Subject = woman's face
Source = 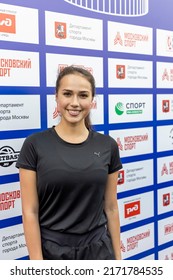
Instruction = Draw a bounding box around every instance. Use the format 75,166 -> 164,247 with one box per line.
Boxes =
56,74 -> 93,126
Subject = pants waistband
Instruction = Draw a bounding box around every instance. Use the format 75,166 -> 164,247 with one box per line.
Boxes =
41,225 -> 106,247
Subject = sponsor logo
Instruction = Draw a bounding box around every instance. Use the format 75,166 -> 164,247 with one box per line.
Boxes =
114,32 -> 123,46
163,193 -> 170,206
115,102 -> 145,116
120,240 -> 126,252
115,102 -> 124,115
164,223 -> 173,235
167,36 -> 173,51
116,137 -> 124,151
0,57 -> 32,78
0,190 -> 21,211
162,68 -> 173,81
0,146 -> 20,167
165,253 -> 173,260
53,107 -> 61,119
0,13 -> 16,34
161,163 -> 169,176
55,22 -> 67,39
169,128 -> 173,144
121,229 -> 151,253
118,170 -> 125,185
114,31 -> 149,48
161,162 -> 173,176
116,133 -> 149,151
162,69 -> 169,81
116,65 -> 125,79
124,201 -> 140,218
57,64 -> 93,75
162,100 -> 170,113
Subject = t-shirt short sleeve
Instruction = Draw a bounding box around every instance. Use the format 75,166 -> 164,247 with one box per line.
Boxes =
16,135 -> 37,171
108,136 -> 122,174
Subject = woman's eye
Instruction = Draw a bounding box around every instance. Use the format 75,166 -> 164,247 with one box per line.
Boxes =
80,93 -> 88,98
63,92 -> 71,96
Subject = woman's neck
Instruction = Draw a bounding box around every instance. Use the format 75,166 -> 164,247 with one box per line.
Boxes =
55,121 -> 89,144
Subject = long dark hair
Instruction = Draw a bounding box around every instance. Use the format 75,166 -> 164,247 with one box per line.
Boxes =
55,65 -> 96,130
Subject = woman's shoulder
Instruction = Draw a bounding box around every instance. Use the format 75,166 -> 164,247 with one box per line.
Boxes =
24,128 -> 53,144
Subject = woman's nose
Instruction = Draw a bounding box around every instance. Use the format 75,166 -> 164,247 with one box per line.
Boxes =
71,95 -> 79,106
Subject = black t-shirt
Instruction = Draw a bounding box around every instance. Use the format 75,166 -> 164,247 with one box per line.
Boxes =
16,128 -> 122,234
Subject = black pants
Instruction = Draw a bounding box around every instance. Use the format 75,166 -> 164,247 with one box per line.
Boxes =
41,227 -> 115,260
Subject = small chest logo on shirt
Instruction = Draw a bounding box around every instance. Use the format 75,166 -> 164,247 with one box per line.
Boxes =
94,152 -> 101,157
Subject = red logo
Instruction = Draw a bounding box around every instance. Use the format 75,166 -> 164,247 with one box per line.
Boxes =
118,170 -> 124,185
167,36 -> 173,50
0,13 -> 16,34
53,107 -> 61,119
116,137 -> 123,151
162,69 -> 169,81
116,65 -> 125,79
57,64 -> 93,75
164,224 -> 173,235
162,100 -> 170,113
114,32 -> 123,46
55,22 -> 67,39
124,201 -> 140,218
161,164 -> 169,176
120,241 -> 126,252
58,64 -> 68,73
163,193 -> 170,206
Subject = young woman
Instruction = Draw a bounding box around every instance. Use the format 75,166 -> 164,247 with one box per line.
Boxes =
16,66 -> 122,260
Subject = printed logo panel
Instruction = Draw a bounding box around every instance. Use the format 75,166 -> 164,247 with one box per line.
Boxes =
117,159 -> 153,193
0,49 -> 40,86
0,95 -> 41,131
46,53 -> 103,87
108,58 -> 153,88
0,138 -> 25,175
45,11 -> 103,50
157,156 -> 173,184
157,62 -> 173,88
109,94 -> 153,123
157,125 -> 173,152
118,192 -> 154,226
157,94 -> 173,120
0,3 -> 38,43
47,94 -> 104,128
157,186 -> 173,215
108,22 -> 153,55
158,246 -> 173,260
0,182 -> 22,220
0,224 -> 27,260
157,29 -> 173,58
158,216 -> 173,246
109,127 -> 153,158
121,223 -> 154,259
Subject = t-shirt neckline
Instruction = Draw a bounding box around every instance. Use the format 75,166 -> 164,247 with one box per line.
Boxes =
51,126 -> 92,146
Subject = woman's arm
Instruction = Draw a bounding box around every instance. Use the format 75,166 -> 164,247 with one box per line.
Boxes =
19,168 -> 43,260
104,171 -> 122,260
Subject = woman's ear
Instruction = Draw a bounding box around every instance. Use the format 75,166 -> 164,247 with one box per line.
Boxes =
90,98 -> 96,109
